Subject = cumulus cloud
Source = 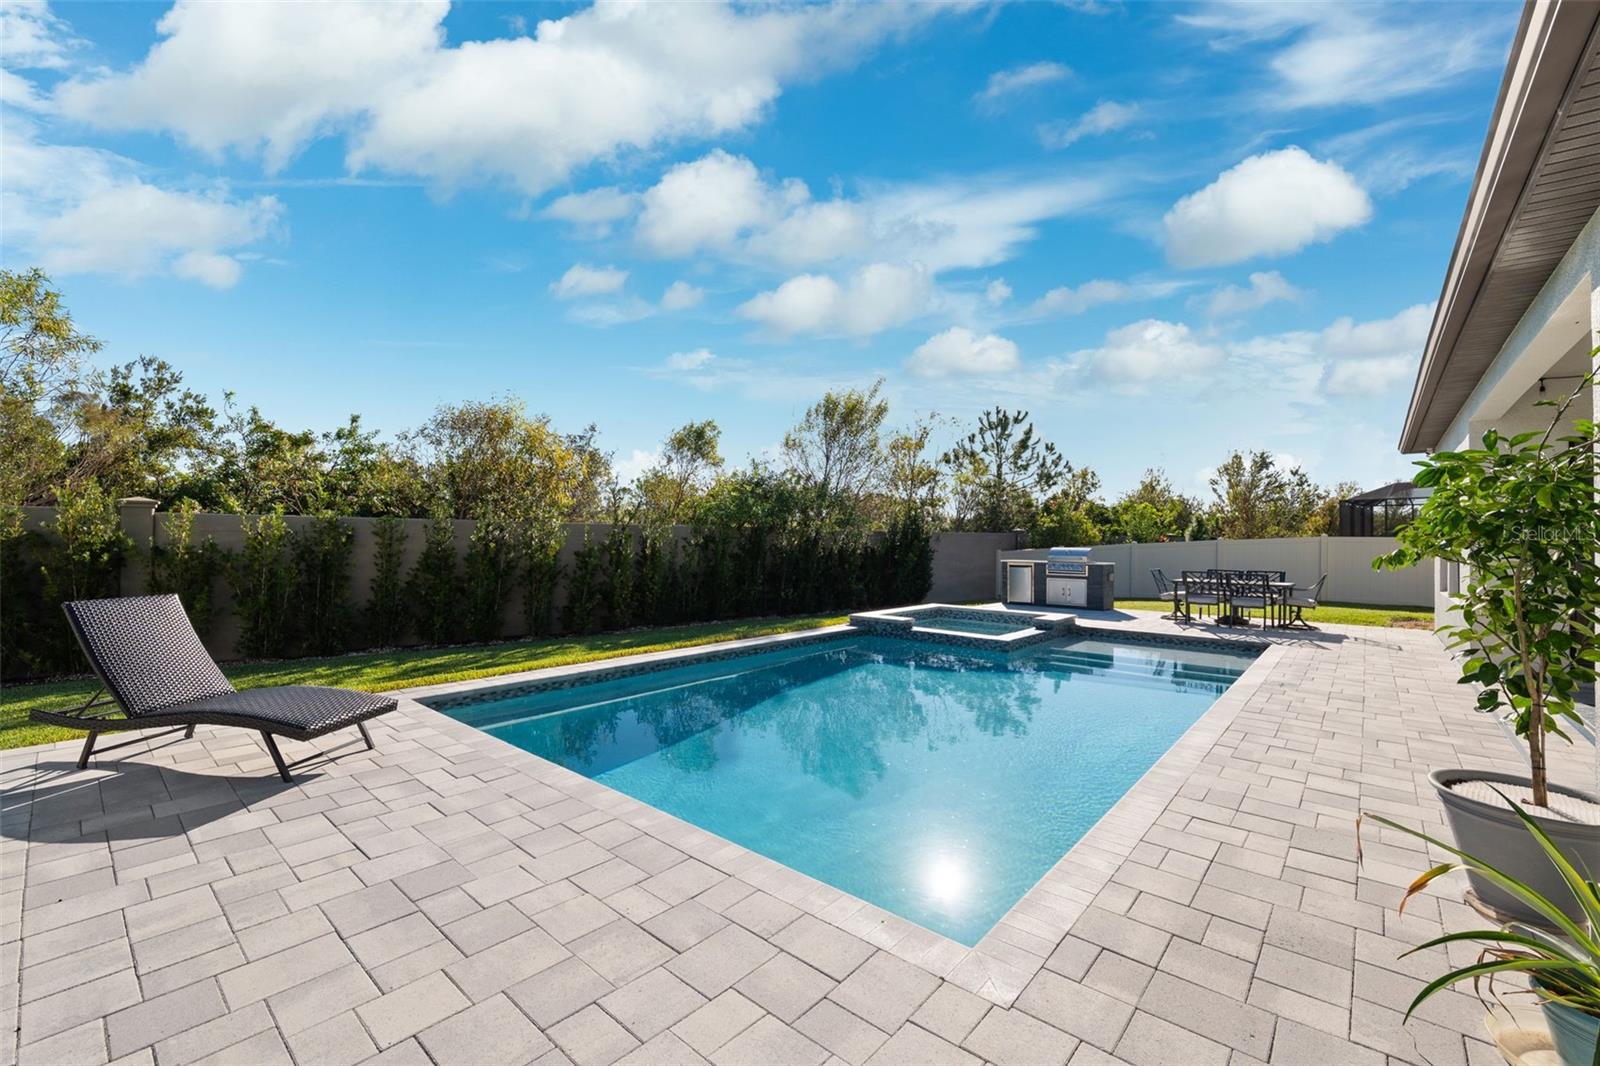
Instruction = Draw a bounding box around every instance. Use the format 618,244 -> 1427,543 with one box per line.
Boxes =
636,150 -> 798,257
619,149 -> 1106,274
1163,147 -> 1371,268
541,186 -> 638,233
1,0 -> 81,70
1229,302 -> 1432,396
1202,271 -> 1302,317
985,279 -> 1012,305
1038,100 -> 1138,149
2,120 -> 280,288
974,61 -> 1070,111
1181,3 -> 1500,110
1074,320 -> 1224,388
660,281 -> 705,310
54,0 -> 956,192
738,262 -> 932,337
907,327 -> 1020,378
550,263 -> 628,299
1025,277 -> 1186,318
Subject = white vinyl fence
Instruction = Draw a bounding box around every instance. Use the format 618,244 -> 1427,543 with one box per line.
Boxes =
997,536 -> 1430,607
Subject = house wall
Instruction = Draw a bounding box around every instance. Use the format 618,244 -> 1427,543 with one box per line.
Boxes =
1428,205 -> 1600,626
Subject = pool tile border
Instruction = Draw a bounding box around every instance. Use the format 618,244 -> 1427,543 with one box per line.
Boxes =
397,618 -> 1284,1007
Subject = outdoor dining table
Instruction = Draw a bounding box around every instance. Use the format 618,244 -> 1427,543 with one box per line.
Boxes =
1168,575 -> 1295,627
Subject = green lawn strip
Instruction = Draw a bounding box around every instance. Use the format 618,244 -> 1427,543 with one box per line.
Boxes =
0,613 -> 847,751
1115,599 -> 1432,627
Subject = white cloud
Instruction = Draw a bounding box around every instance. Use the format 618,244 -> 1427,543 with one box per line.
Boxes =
1025,277 -> 1185,318
550,263 -> 628,299
622,149 -> 1106,274
985,279 -> 1012,305
1181,3 -> 1499,110
660,281 -> 705,310
974,61 -> 1070,112
1074,320 -> 1224,389
907,327 -> 1020,378
1,0 -> 81,70
738,262 -> 932,338
569,297 -> 654,326
665,348 -> 717,371
1038,100 -> 1138,149
1163,147 -> 1371,268
1202,270 -> 1302,317
1228,302 -> 1432,396
635,150 -> 795,256
2,120 -> 280,287
55,0 -> 957,193
613,447 -> 660,485
1323,355 -> 1413,396
541,186 -> 638,233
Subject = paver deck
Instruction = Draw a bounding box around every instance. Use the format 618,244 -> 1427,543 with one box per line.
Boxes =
3,611 -> 1593,1066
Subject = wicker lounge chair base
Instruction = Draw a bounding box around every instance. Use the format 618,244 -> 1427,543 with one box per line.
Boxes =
33,595 -> 398,783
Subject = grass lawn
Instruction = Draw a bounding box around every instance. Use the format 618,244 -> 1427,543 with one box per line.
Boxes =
0,613 -> 847,751
1115,599 -> 1433,628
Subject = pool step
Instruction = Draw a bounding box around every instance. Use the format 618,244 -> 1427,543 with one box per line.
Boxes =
1037,649 -> 1246,681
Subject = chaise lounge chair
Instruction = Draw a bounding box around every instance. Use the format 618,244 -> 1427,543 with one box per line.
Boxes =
31,594 -> 397,782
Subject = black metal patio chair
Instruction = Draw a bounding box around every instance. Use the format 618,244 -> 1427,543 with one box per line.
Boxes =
1150,569 -> 1180,618
1179,570 -> 1222,622
1227,572 -> 1272,627
31,595 -> 397,782
1283,574 -> 1328,630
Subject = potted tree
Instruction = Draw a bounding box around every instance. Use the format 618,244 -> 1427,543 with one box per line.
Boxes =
1363,796 -> 1598,1066
1375,368 -> 1598,923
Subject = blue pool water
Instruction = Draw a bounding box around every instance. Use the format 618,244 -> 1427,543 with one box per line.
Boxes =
443,635 -> 1255,945
906,614 -> 1037,636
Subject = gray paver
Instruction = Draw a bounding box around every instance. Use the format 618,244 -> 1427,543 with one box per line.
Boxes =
416,994 -> 554,1066
3,617 -> 1574,1066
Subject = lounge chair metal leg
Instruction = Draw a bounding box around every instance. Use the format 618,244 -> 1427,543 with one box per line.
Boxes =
78,731 -> 98,770
184,725 -> 195,739
356,721 -> 374,750
262,732 -> 292,783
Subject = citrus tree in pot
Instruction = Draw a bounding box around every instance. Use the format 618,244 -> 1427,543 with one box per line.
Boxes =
1375,367 -> 1598,924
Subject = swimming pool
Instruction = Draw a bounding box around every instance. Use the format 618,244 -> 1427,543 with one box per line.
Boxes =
437,633 -> 1257,945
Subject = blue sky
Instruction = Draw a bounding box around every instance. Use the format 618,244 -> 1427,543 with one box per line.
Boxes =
1,0 -> 1514,496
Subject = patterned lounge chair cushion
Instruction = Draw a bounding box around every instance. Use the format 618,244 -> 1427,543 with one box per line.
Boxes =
63,594 -> 234,714
162,686 -> 397,739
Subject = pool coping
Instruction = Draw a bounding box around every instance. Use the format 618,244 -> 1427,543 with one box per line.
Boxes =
393,617 -> 1282,1007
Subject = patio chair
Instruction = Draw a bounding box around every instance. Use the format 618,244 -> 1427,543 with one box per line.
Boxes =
32,595 -> 397,782
1283,574 -> 1328,630
1150,569 -> 1179,617
1228,573 -> 1272,627
1179,570 -> 1221,622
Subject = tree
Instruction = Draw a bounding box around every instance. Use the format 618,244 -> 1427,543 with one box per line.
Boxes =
1106,468 -> 1198,543
0,269 -> 102,515
783,381 -> 889,527
882,417 -> 944,520
944,407 -> 1067,531
1376,370 -> 1597,807
635,420 -> 723,524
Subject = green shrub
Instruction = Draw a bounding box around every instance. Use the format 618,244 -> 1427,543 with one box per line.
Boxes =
148,498 -> 224,638
564,527 -> 603,635
231,510 -> 294,658
366,515 -> 408,646
463,521 -> 515,642
601,522 -> 635,630
291,515 -> 354,656
522,544 -> 561,637
407,507 -> 458,644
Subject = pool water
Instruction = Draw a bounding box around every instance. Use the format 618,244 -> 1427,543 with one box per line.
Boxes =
910,615 -> 1038,636
444,635 -> 1255,945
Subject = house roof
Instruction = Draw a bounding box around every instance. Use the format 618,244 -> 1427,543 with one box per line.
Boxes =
1400,0 -> 1600,453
